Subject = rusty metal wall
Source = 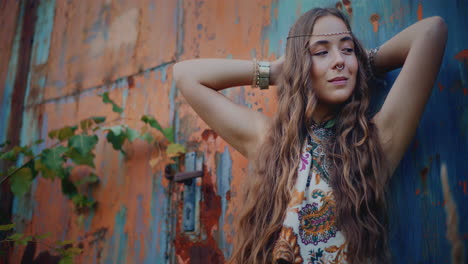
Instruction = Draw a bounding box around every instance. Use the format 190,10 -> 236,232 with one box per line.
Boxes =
1,0 -> 467,263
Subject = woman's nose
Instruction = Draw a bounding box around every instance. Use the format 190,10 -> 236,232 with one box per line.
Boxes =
331,49 -> 345,68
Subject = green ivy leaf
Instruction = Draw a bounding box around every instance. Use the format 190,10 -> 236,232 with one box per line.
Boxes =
91,116 -> 106,124
68,134 -> 98,155
25,159 -> 38,179
63,247 -> 83,256
80,116 -> 106,130
72,194 -> 96,210
66,148 -> 95,168
48,126 -> 78,141
35,159 -> 57,179
58,256 -> 73,264
76,173 -> 99,186
80,119 -> 93,131
10,168 -> 33,196
34,232 -> 51,240
0,223 -> 15,231
0,147 -> 19,161
141,115 -> 163,132
125,127 -> 139,142
18,146 -> 34,158
162,127 -> 174,143
41,146 -> 68,171
139,132 -> 154,143
61,177 -> 78,199
33,139 -> 44,145
108,125 -> 124,136
0,140 -> 11,148
99,92 -> 123,113
7,233 -> 24,241
56,240 -> 75,247
166,143 -> 186,157
17,235 -> 33,246
106,129 -> 126,152
0,145 -> 33,161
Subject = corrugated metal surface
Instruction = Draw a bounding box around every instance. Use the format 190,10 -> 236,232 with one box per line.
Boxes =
1,0 -> 467,263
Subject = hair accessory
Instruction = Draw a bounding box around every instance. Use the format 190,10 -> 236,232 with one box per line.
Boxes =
251,59 -> 270,90
287,31 -> 352,39
367,46 -> 380,80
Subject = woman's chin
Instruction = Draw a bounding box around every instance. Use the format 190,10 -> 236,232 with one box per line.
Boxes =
318,94 -> 353,106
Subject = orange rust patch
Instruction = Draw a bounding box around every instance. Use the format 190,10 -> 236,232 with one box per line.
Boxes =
459,181 -> 467,195
335,2 -> 342,10
454,50 -> 468,67
342,0 -> 352,14
201,129 -> 218,140
127,76 -> 135,89
370,14 -> 380,33
441,164 -> 465,264
438,82 -> 444,92
417,2 -> 423,21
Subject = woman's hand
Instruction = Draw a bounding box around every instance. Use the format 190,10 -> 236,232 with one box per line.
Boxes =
270,55 -> 285,85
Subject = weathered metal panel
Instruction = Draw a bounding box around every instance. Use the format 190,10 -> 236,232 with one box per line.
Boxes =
10,66 -> 176,263
6,1 -> 177,262
36,0 -> 179,104
3,0 -> 467,263
0,0 -> 21,138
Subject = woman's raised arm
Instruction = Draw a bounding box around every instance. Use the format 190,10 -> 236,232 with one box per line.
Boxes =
173,59 -> 281,159
372,16 -> 448,172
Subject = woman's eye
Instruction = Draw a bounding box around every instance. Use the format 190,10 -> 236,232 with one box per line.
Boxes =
314,51 -> 328,56
343,48 -> 354,53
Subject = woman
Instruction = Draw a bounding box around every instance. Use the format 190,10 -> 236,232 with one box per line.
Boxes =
173,7 -> 447,264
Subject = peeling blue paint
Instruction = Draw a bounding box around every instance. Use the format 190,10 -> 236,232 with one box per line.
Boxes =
169,79 -> 177,124
33,0 -> 55,65
175,0 -> 184,57
84,209 -> 95,232
24,0 -> 56,105
143,172 -> 169,264
154,64 -> 169,83
216,146 -> 233,258
0,0 -> 25,143
133,194 -> 145,263
104,206 -> 128,264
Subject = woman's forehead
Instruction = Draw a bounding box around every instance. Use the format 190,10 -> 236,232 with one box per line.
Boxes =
312,15 -> 349,35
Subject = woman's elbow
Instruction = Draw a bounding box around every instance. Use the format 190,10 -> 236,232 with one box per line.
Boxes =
173,62 -> 189,93
173,62 -> 183,83
428,16 -> 448,41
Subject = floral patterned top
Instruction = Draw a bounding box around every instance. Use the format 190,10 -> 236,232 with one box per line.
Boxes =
272,120 -> 348,264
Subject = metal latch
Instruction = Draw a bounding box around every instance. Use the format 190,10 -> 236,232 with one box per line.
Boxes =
165,152 -> 203,232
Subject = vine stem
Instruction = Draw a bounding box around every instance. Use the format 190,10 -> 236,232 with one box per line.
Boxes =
0,116 -> 145,185
1,237 -> 78,253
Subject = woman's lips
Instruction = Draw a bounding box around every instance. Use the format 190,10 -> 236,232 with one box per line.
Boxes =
329,80 -> 347,85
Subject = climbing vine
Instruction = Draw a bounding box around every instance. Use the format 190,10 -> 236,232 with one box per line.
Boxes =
0,91 -> 185,261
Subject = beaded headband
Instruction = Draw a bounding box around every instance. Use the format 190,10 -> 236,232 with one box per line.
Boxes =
287,30 -> 352,39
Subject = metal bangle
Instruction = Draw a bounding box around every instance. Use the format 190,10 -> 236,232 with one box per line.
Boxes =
258,61 -> 270,90
367,46 -> 380,81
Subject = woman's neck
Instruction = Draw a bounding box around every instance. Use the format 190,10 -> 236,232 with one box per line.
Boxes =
312,103 -> 338,124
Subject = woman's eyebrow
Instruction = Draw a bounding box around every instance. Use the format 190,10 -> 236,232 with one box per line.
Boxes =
310,36 -> 354,47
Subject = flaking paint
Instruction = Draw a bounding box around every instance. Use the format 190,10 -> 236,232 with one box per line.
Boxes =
1,0 -> 467,263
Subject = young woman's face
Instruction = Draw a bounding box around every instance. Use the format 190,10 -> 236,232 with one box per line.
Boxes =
308,15 -> 358,106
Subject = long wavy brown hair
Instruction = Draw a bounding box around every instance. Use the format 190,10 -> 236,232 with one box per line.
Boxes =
229,8 -> 390,264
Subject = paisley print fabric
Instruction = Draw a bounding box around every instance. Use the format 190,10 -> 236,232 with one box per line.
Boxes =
273,121 -> 348,264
